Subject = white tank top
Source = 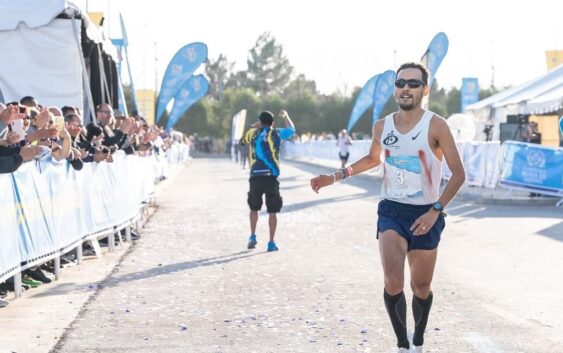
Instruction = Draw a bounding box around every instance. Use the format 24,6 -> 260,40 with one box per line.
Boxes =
380,110 -> 442,205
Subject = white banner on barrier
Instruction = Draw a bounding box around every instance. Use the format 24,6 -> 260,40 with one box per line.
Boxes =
1,149 -> 189,277
0,174 -> 21,276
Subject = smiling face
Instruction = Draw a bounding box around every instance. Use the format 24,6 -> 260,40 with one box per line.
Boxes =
66,114 -> 83,137
394,67 -> 429,111
96,103 -> 114,126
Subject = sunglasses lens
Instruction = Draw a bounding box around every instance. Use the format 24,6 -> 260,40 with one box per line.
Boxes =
407,80 -> 423,88
395,79 -> 423,88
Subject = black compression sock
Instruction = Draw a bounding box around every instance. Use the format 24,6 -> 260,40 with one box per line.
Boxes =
383,289 -> 409,349
412,292 -> 433,346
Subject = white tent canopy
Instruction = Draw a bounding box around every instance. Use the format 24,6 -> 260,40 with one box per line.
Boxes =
466,63 -> 563,114
465,63 -> 563,140
0,0 -> 118,122
525,81 -> 563,114
0,0 -> 67,30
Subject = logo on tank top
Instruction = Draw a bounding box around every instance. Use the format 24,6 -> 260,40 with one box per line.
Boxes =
383,131 -> 399,146
411,131 -> 421,140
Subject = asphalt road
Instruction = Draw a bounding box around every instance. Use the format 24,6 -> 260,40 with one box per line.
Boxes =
26,158 -> 563,353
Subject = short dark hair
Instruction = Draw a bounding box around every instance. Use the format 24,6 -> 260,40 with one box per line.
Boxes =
61,106 -> 76,116
85,123 -> 103,141
20,96 -> 37,106
64,114 -> 80,123
258,111 -> 274,126
396,62 -> 429,85
96,103 -> 112,112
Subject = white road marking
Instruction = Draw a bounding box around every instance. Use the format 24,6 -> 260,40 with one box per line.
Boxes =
464,332 -> 506,353
447,203 -> 475,211
482,303 -> 531,327
454,207 -> 486,218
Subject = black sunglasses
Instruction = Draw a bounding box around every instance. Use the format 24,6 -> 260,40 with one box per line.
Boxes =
394,79 -> 425,89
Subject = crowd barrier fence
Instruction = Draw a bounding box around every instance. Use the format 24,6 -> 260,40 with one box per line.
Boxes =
0,143 -> 190,298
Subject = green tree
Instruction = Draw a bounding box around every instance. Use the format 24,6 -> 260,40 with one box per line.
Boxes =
285,93 -> 318,133
246,32 -> 293,95
317,94 -> 354,135
212,88 -> 260,135
205,54 -> 235,100
479,86 -> 500,100
226,70 -> 249,90
428,80 -> 447,117
283,74 -> 317,100
122,84 -> 135,116
172,99 -> 213,136
445,86 -> 461,116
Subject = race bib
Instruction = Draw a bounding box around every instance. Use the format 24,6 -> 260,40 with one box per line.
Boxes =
384,156 -> 423,199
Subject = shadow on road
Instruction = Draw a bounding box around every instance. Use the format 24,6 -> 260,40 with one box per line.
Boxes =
283,193 -> 374,213
285,160 -> 382,195
31,250 -> 265,297
536,221 -> 563,241
447,203 -> 562,220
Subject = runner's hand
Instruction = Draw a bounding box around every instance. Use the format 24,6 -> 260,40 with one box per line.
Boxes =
310,174 -> 334,193
410,211 -> 440,236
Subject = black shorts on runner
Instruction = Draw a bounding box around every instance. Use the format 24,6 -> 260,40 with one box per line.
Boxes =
339,152 -> 349,162
247,176 -> 283,213
377,199 -> 445,251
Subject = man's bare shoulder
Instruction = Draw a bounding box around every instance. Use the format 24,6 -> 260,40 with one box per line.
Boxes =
429,113 -> 449,130
372,118 -> 386,140
429,113 -> 454,144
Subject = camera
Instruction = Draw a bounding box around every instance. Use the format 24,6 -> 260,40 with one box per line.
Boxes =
507,114 -> 529,125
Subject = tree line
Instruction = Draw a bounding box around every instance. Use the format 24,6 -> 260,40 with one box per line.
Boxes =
158,32 -> 499,138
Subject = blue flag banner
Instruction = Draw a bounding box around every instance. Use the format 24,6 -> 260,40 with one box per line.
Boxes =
421,32 -> 449,87
461,78 -> 480,113
119,14 -> 138,114
500,141 -> 563,196
559,116 -> 563,134
166,75 -> 210,130
372,70 -> 396,124
157,42 -> 208,122
347,74 -> 380,132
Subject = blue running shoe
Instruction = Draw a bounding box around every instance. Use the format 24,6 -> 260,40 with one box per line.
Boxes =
247,234 -> 257,249
267,241 -> 278,252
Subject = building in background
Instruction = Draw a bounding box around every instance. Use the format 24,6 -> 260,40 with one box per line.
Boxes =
136,89 -> 155,125
546,50 -> 563,70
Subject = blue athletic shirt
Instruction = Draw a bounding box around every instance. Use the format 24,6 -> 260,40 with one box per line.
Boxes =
241,126 -> 295,177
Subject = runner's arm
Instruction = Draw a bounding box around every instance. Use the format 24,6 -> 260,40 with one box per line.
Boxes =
433,117 -> 465,209
342,120 -> 383,177
311,120 -> 383,193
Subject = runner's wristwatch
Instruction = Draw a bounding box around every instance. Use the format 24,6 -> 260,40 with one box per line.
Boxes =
431,202 -> 447,217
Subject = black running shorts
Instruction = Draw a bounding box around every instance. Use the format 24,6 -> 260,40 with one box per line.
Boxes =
377,199 -> 445,251
247,176 -> 283,213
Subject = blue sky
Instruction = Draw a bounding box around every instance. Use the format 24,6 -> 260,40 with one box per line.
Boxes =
78,0 -> 562,95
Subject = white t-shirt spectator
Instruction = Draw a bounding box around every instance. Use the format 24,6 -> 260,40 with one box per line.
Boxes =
337,134 -> 351,155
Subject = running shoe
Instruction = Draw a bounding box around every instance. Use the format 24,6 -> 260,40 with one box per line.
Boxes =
397,348 -> 410,353
412,346 -> 423,353
247,234 -> 257,249
267,241 -> 278,252
22,276 -> 42,288
27,268 -> 52,284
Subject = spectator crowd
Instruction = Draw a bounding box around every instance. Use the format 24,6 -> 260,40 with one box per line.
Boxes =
0,96 -> 188,308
